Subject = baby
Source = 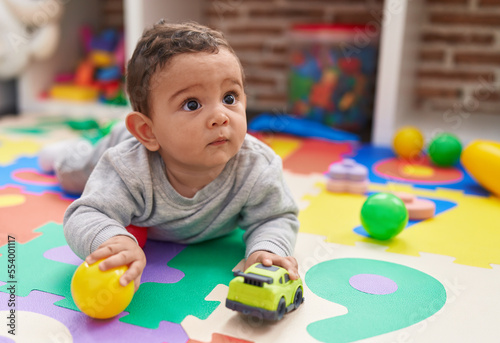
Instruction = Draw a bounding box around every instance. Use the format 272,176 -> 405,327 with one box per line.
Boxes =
60,20 -> 299,290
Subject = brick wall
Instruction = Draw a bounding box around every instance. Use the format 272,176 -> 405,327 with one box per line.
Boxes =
101,0 -> 124,30
206,0 -> 385,113
98,0 -> 500,118
206,0 -> 500,118
417,0 -> 500,116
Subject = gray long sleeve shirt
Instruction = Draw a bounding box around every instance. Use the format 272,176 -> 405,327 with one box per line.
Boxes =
63,134 -> 299,260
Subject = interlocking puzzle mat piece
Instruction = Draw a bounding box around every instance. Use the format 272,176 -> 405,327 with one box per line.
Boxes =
283,170 -> 324,210
42,240 -> 186,286
0,217 -> 242,329
182,273 -> 347,342
0,156 -> 74,195
0,309 -> 70,343
252,132 -> 353,175
305,258 -> 446,342
0,136 -> 40,166
140,240 -> 186,284
7,224 -> 192,311
11,168 -> 59,187
351,145 -> 489,196
0,223 -> 77,303
0,115 -> 113,144
0,291 -> 189,343
187,333 -> 253,343
44,245 -> 84,266
282,138 -> 352,175
0,186 -> 74,247
250,132 -> 303,161
120,230 -> 246,328
297,233 -> 500,342
300,182 -> 500,269
0,115 -> 68,136
183,232 -> 500,342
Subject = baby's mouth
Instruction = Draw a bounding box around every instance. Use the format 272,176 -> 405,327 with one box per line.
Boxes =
209,137 -> 229,146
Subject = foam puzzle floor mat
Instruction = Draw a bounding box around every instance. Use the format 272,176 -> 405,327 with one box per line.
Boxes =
1,115 -> 499,343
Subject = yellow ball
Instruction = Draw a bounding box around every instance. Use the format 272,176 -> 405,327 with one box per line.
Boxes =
71,259 -> 134,319
393,126 -> 424,159
461,140 -> 500,197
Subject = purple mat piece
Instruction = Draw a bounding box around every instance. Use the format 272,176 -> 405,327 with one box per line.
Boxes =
141,240 -> 186,284
44,245 -> 83,266
349,274 -> 398,295
0,336 -> 15,343
43,240 -> 186,284
0,291 -> 189,343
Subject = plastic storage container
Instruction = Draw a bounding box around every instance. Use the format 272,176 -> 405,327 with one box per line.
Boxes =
289,24 -> 379,132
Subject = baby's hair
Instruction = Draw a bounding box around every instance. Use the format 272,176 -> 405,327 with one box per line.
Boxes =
126,20 -> 243,116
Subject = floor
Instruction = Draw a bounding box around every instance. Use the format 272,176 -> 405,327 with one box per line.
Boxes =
0,113 -> 499,343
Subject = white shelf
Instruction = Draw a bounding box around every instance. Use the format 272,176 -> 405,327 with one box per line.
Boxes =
17,0 -> 204,117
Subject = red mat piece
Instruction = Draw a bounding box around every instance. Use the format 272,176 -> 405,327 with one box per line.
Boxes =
187,333 -> 253,343
0,185 -> 73,247
252,132 -> 354,175
282,138 -> 353,174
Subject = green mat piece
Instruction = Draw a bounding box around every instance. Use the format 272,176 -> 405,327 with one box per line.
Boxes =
119,230 -> 246,328
305,258 -> 447,343
0,223 -> 79,311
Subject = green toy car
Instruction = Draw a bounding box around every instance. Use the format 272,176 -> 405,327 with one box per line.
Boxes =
225,263 -> 305,320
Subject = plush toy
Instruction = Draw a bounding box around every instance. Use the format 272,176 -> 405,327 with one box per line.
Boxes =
0,0 -> 63,79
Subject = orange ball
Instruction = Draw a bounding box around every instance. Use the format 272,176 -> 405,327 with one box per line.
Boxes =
71,259 -> 134,319
393,126 -> 424,160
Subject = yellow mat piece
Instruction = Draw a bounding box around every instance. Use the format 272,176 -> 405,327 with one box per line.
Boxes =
299,182 -> 500,269
256,134 -> 303,160
0,136 -> 41,165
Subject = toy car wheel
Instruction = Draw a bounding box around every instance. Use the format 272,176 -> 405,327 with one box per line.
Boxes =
293,287 -> 303,309
277,297 -> 286,320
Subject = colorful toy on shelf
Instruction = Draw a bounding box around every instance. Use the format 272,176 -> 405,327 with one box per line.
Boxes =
71,259 -> 135,319
325,158 -> 368,194
428,133 -> 462,167
392,126 -> 424,160
392,192 -> 435,220
288,24 -> 379,131
226,263 -> 304,321
360,193 -> 409,240
461,140 -> 500,197
49,84 -> 98,102
48,26 -> 127,106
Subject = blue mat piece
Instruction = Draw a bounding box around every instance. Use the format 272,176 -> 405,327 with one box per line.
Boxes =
0,156 -> 77,198
348,145 -> 489,197
248,113 -> 360,142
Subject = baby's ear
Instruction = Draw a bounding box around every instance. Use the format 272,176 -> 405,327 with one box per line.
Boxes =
125,112 -> 160,151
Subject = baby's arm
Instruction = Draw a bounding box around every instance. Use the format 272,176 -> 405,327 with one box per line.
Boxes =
64,146 -> 149,290
240,155 -> 300,277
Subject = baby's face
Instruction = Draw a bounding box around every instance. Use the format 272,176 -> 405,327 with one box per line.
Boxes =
148,49 -> 247,173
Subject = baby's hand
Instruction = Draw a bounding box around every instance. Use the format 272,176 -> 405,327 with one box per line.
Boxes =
85,235 -> 146,292
244,251 -> 299,280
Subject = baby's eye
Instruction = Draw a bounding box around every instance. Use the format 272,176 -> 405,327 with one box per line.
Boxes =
223,93 -> 236,105
183,100 -> 201,111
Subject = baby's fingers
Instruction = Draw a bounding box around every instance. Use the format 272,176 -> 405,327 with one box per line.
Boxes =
99,250 -> 137,271
274,257 -> 299,280
85,245 -> 117,266
120,260 -> 145,288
